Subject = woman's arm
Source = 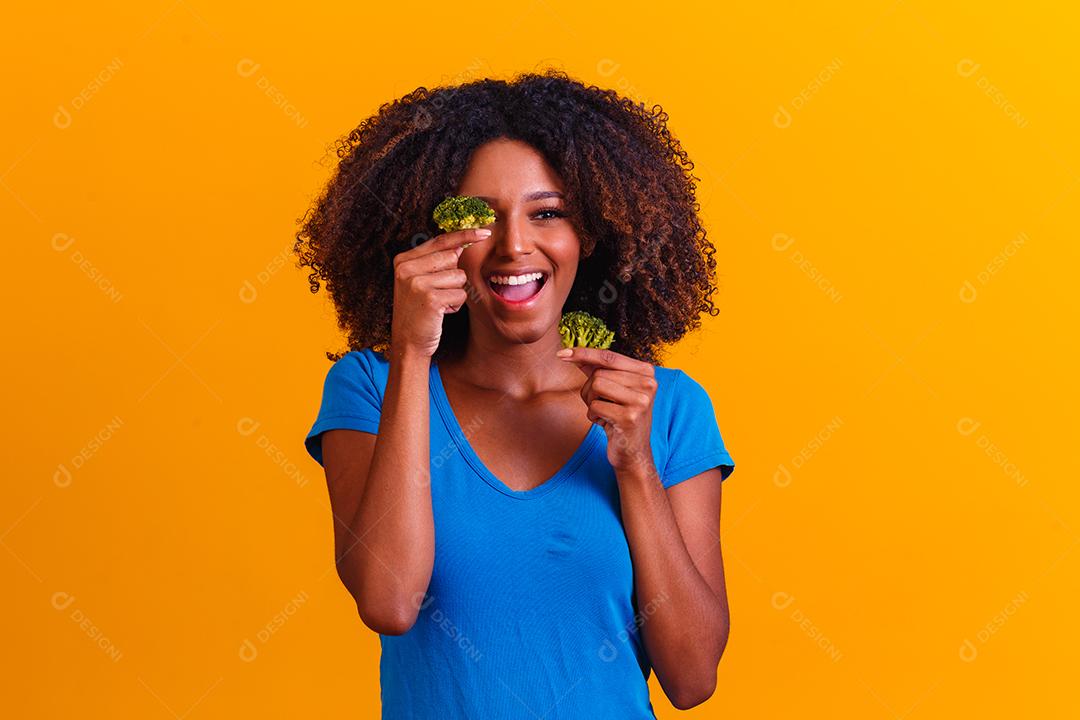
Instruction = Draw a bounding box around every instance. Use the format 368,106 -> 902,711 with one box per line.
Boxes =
321,346 -> 435,635
556,345 -> 729,709
320,227 -> 478,635
616,464 -> 728,710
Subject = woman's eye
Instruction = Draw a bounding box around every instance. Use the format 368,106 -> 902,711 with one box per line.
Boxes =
534,207 -> 566,220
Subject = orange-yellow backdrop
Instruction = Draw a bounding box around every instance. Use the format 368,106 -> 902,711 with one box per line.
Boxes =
5,1 -> 1078,717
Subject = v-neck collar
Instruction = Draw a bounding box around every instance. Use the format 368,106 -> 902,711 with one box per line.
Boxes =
430,361 -> 603,500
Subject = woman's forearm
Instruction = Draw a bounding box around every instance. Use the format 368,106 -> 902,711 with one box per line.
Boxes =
344,346 -> 435,634
615,461 -> 729,709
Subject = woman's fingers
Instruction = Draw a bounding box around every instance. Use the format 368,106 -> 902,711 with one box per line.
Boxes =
395,227 -> 490,279
396,247 -> 465,278
585,398 -> 622,426
580,369 -> 653,406
390,229 -> 487,355
415,268 -> 467,289
396,227 -> 490,267
584,368 -> 656,392
582,372 -> 652,409
558,346 -> 654,378
431,288 -> 469,313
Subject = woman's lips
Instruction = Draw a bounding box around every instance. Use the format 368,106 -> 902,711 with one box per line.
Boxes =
487,274 -> 547,308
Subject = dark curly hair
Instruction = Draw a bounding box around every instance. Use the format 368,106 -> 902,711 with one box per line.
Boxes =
293,68 -> 721,366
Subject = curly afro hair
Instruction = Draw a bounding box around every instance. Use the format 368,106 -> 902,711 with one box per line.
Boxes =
293,68 -> 722,366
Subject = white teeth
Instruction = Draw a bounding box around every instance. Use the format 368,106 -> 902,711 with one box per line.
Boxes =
489,272 -> 544,286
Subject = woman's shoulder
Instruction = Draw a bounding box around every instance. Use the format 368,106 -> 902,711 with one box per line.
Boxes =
331,346 -> 393,373
338,346 -> 390,367
652,363 -> 682,383
651,363 -> 689,391
324,347 -> 393,394
651,364 -> 714,417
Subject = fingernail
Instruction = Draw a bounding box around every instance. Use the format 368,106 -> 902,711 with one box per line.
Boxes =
555,348 -> 573,357
475,229 -> 491,237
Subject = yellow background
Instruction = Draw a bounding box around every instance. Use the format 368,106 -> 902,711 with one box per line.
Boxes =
5,1 -> 1077,716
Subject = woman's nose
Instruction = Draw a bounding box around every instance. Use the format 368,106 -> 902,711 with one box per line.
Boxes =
495,213 -> 534,257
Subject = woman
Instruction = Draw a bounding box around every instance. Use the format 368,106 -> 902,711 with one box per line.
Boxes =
296,69 -> 736,718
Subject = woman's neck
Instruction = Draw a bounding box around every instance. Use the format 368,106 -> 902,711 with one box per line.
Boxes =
441,328 -> 578,397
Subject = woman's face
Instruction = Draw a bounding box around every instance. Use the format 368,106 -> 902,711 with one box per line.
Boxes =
455,137 -> 580,348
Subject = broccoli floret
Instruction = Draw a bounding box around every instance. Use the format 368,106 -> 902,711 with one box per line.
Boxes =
559,310 -> 615,350
432,196 -> 497,233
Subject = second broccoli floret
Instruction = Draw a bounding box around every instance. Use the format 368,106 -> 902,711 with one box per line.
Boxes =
559,310 -> 615,350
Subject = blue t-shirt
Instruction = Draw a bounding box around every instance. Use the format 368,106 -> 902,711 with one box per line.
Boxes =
304,348 -> 735,719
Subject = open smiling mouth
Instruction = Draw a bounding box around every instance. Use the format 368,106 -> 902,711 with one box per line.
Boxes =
486,271 -> 549,306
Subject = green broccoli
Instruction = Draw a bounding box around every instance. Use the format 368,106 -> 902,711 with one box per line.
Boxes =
432,195 -> 497,233
559,310 -> 615,350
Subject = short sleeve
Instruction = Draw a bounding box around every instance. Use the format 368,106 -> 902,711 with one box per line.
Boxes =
660,369 -> 735,488
304,351 -> 383,467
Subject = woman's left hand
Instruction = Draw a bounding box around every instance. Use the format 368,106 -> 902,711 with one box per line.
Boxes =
557,346 -> 658,474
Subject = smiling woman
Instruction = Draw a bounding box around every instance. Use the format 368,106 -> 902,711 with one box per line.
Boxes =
294,68 -> 720,366
295,68 -> 736,718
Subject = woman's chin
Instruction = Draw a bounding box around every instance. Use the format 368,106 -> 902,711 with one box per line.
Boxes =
480,306 -> 558,345
492,318 -> 549,345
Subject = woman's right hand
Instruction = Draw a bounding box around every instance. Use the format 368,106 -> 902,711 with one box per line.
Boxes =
390,227 -> 490,358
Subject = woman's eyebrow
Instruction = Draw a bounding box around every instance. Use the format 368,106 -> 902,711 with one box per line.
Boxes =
474,191 -> 565,204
